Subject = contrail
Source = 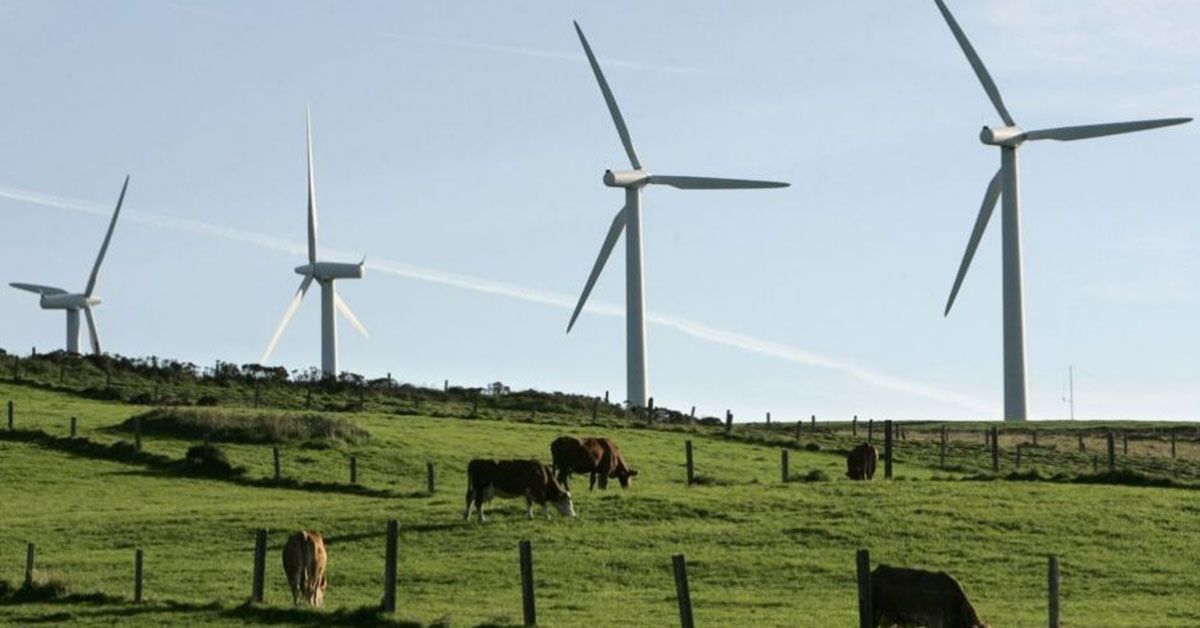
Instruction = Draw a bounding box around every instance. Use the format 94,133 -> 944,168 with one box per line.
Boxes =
0,184 -> 997,414
397,35 -> 703,75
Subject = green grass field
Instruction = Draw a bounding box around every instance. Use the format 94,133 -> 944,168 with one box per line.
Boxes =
2,377 -> 1200,627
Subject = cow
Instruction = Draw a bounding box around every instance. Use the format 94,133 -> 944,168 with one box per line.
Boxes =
282,531 -> 327,607
550,436 -> 638,491
463,459 -> 575,522
871,565 -> 988,628
847,443 -> 878,480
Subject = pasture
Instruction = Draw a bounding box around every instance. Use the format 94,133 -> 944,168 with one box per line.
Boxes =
1,379 -> 1200,626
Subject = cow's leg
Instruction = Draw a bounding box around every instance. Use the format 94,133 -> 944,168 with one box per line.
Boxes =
589,471 -> 597,491
464,486 -> 474,521
557,469 -> 571,491
476,491 -> 487,523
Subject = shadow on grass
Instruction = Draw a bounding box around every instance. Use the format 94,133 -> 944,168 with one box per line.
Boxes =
0,429 -> 397,499
960,467 -> 1199,490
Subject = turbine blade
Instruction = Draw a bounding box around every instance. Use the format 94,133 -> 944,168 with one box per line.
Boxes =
567,205 -> 628,333
260,275 -> 314,364
945,169 -> 1003,316
648,175 -> 790,190
85,175 -> 130,297
83,305 -> 101,355
306,108 -> 318,264
334,292 -> 369,338
1025,118 -> 1192,142
932,0 -> 1016,127
10,283 -> 67,296
573,21 -> 642,170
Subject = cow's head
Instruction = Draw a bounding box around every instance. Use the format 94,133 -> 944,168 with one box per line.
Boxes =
614,467 -> 638,488
553,490 -> 576,517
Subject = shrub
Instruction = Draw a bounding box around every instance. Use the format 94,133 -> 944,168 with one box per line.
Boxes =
804,442 -> 821,452
802,469 -> 830,483
182,444 -> 243,477
117,409 -> 368,445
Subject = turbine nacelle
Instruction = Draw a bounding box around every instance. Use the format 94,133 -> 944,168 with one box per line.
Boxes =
294,261 -> 366,281
41,293 -> 100,310
603,169 -> 650,188
980,125 -> 1026,147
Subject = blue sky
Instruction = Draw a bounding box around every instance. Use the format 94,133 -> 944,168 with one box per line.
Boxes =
0,1 -> 1196,420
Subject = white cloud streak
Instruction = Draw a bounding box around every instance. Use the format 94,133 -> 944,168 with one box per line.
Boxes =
0,184 -> 996,415
398,35 -> 702,75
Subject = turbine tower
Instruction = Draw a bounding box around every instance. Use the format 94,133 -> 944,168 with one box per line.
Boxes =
10,176 -> 130,355
260,110 -> 368,377
932,0 -> 1191,421
566,21 -> 789,408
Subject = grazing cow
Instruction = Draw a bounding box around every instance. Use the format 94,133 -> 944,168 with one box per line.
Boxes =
550,436 -> 638,491
464,459 -> 575,522
846,443 -> 878,480
282,531 -> 327,607
871,565 -> 988,628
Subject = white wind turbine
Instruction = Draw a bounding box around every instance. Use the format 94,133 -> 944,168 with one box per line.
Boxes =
566,21 -> 789,409
260,110 -> 368,377
932,0 -> 1191,421
10,176 -> 130,355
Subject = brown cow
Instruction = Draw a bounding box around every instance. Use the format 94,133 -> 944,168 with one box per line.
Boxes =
550,436 -> 638,490
464,459 -> 575,522
282,531 -> 327,607
847,443 -> 878,480
871,565 -> 988,628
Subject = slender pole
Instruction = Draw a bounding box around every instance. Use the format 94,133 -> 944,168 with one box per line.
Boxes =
519,539 -> 536,626
991,426 -> 1000,473
940,425 -> 947,468
780,449 -> 789,483
273,447 -> 281,480
320,279 -> 338,377
672,554 -> 695,628
1048,555 -> 1061,628
383,520 -> 398,613
1000,146 -> 1029,421
426,460 -> 435,495
625,186 -> 647,409
252,529 -> 267,603
685,440 -> 694,486
1107,431 -> 1115,472
852,415 -> 858,436
70,416 -> 77,438
134,548 -> 144,603
7,400 -> 13,431
856,549 -> 872,628
350,456 -> 357,485
883,420 -> 893,479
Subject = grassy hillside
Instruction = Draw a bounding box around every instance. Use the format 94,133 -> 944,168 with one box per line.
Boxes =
2,379 -> 1200,627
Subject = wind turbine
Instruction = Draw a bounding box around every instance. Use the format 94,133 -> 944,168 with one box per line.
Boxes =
932,0 -> 1191,421
260,110 -> 368,377
566,21 -> 789,409
10,176 -> 130,355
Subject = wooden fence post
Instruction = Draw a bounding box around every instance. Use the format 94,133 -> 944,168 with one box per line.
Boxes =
939,425 -> 947,468
426,460 -> 436,495
604,390 -> 609,404
8,400 -> 14,431
272,447 -> 281,480
647,397 -> 655,424
856,549 -> 872,628
811,414 -> 816,432
591,398 -> 599,424
868,419 -> 874,444
134,548 -> 144,603
25,542 -> 35,588
991,427 -> 999,474
1171,430 -> 1177,459
472,395 -> 480,418
672,554 -> 695,628
1078,432 -> 1085,452
1106,432 -> 1115,472
685,440 -> 694,486
781,449 -> 789,483
251,529 -> 267,603
383,520 -> 398,613
883,420 -> 893,480
1032,430 -> 1039,447
724,410 -> 733,435
1122,430 -> 1128,455
350,456 -> 358,485
70,416 -> 77,438
519,539 -> 535,627
1048,555 -> 1060,628
793,419 -> 801,442
766,411 -> 771,426
12,356 -> 19,381
852,415 -> 858,436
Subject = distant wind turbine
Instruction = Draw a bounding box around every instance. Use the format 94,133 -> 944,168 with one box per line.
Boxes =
566,21 -> 789,409
10,176 -> 130,355
932,0 -> 1192,421
260,110 -> 368,376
